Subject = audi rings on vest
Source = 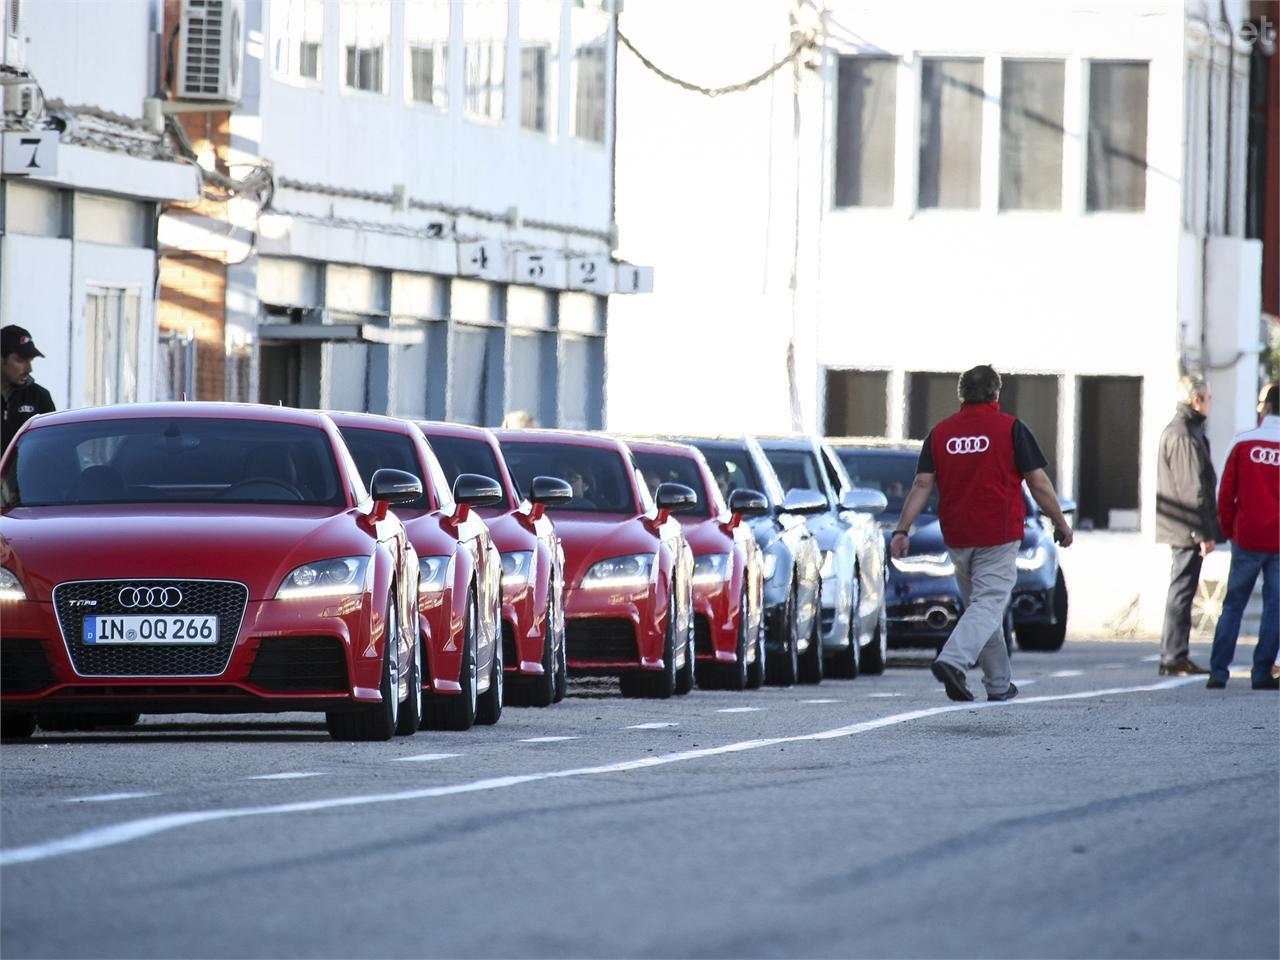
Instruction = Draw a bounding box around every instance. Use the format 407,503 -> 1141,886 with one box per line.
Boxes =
1249,447 -> 1280,466
118,586 -> 184,608
946,436 -> 991,455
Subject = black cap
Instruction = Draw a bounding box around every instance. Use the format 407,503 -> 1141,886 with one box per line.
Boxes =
1,325 -> 44,360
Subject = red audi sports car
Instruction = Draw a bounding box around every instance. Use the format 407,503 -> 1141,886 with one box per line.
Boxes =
330,413 -> 504,731
496,431 -> 696,699
629,440 -> 768,690
0,403 -> 422,741
419,422 -> 571,707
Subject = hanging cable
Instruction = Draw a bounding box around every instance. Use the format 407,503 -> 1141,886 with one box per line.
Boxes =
616,26 -> 818,98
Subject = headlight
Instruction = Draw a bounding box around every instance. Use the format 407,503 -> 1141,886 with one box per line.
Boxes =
419,555 -> 451,594
581,554 -> 654,590
693,552 -> 731,585
501,550 -> 535,588
1016,545 -> 1048,571
276,557 -> 369,599
891,552 -> 955,577
0,567 -> 27,602
762,553 -> 778,581
819,550 -> 835,579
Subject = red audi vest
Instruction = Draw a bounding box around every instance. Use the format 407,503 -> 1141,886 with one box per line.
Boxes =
929,402 -> 1025,549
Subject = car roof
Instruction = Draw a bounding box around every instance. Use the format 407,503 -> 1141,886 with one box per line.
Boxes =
620,437 -> 702,458
418,420 -> 498,443
754,435 -> 821,452
827,436 -> 923,452
324,410 -> 418,434
24,402 -> 335,431
494,428 -> 628,453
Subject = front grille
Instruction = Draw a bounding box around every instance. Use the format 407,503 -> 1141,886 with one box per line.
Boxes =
247,636 -> 347,692
1,639 -> 55,693
565,618 -> 636,663
821,607 -> 837,634
53,580 -> 248,677
694,615 -> 714,656
501,621 -> 517,667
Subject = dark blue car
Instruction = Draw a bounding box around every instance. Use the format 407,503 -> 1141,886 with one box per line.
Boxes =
828,439 -> 1070,653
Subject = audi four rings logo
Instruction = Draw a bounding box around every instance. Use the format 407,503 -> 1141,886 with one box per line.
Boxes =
118,586 -> 183,608
946,436 -> 990,455
1250,447 -> 1280,466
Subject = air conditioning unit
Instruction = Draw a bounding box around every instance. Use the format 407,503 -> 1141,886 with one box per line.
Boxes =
176,0 -> 244,104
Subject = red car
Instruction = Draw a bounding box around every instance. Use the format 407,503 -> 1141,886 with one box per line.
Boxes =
496,431 -> 696,699
629,440 -> 768,690
330,413 -> 504,731
0,403 -> 423,741
419,422 -> 571,707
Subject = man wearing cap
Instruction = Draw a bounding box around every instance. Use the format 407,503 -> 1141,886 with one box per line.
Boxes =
889,365 -> 1074,703
1,324 -> 55,454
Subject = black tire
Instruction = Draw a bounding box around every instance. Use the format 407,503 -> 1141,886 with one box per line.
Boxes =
1,711 -> 35,739
327,590 -> 401,742
423,589 -> 479,730
766,588 -> 799,686
719,590 -> 750,691
394,614 -> 423,737
828,578 -> 861,680
798,604 -> 824,685
860,615 -> 887,675
1016,570 -> 1069,652
524,610 -> 557,708
641,600 -> 678,699
745,617 -> 765,690
675,607 -> 695,697
476,611 -> 504,725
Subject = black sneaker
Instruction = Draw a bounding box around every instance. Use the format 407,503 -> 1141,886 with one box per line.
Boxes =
1205,677 -> 1226,689
1251,677 -> 1279,690
931,659 -> 974,702
988,682 -> 1018,702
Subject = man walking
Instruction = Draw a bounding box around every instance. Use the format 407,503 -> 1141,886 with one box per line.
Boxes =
1206,383 -> 1279,690
1155,376 -> 1222,676
1,325 -> 55,455
891,365 -> 1074,702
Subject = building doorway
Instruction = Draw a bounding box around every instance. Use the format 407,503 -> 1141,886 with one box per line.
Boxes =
1001,374 -> 1060,485
1076,376 -> 1142,529
906,371 -> 962,439
825,369 -> 888,437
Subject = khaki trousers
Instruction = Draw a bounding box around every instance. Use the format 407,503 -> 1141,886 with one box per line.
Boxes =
936,541 -> 1018,696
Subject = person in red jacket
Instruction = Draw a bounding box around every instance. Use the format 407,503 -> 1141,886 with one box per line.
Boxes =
891,365 -> 1074,702
1207,383 -> 1279,690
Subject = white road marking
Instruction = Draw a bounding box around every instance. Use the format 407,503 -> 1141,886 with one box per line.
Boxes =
626,722 -> 678,730
391,753 -> 462,763
246,772 -> 325,781
716,707 -> 761,713
63,793 -> 159,804
1012,678 -> 1039,686
800,699 -> 841,704
0,677 -> 1200,868
1100,663 -> 1126,669
1050,670 -> 1084,678
519,736 -> 578,743
866,692 -> 902,698
1141,655 -> 1162,662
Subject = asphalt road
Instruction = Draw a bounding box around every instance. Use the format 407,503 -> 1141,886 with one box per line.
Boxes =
1,639 -> 1276,960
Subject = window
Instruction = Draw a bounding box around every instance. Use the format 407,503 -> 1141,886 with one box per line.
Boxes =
999,59 -> 1064,211
405,0 -> 450,108
450,325 -> 501,424
906,371 -> 961,440
464,0 -> 507,121
834,57 -> 896,207
1086,61 -> 1149,212
918,59 -> 983,209
519,0 -> 560,134
571,0 -> 607,142
84,287 -> 141,408
559,333 -> 603,428
271,0 -> 324,81
341,0 -> 389,93
824,369 -> 888,437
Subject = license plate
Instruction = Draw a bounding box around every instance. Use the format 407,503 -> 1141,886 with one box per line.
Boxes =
83,615 -> 219,645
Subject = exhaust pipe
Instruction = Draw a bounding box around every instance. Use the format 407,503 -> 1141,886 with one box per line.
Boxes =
1012,595 -> 1041,616
924,606 -> 956,630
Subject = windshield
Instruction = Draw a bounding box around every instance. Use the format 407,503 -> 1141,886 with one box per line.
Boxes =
422,433 -> 512,510
632,450 -> 717,518
691,442 -> 778,507
337,427 -> 431,511
834,449 -> 938,517
762,448 -> 830,505
2,418 -> 346,508
499,441 -> 636,514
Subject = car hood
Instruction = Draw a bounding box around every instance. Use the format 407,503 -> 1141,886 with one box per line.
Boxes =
549,512 -> 658,586
677,516 -> 732,555
0,504 -> 376,602
477,509 -> 536,554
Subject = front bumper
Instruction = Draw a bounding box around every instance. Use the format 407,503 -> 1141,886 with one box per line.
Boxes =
885,595 -> 962,646
562,583 -> 667,676
500,582 -> 550,677
692,580 -> 739,665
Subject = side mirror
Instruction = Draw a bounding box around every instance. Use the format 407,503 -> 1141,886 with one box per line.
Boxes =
781,488 -> 827,516
370,468 -> 423,505
1056,496 -> 1078,518
840,488 -> 888,517
530,475 -> 573,506
728,488 -> 770,517
654,482 -> 698,513
452,472 -> 504,507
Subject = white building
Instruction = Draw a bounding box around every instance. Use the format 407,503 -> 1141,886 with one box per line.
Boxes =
609,0 -> 1275,634
0,0 -> 200,411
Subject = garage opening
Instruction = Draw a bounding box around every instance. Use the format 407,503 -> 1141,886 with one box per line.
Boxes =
906,371 -> 962,439
1000,374 -> 1059,485
1076,375 -> 1142,529
824,369 -> 888,437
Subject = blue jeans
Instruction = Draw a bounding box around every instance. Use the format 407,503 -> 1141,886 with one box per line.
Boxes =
1209,545 -> 1279,684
